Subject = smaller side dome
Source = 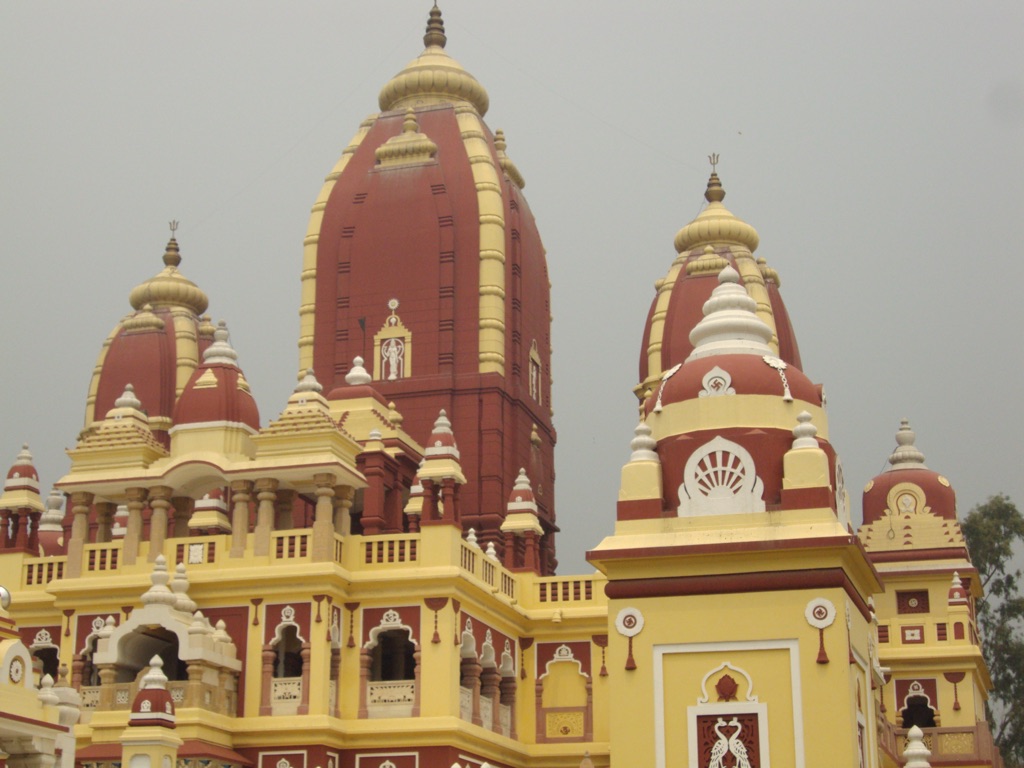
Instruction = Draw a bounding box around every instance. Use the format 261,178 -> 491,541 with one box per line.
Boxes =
507,468 -> 538,513
4,444 -> 39,491
425,409 -> 460,460
862,419 -> 957,526
0,444 -> 45,515
172,321 -> 260,431
378,5 -> 490,116
129,655 -> 176,727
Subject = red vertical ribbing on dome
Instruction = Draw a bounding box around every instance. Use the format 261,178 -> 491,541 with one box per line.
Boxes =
767,281 -> 803,370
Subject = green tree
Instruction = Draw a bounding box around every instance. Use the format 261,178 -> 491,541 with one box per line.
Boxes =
962,494 -> 1024,767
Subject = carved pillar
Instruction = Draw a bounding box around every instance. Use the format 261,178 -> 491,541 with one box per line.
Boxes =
13,509 -> 30,549
229,480 -> 253,557
461,656 -> 483,726
148,486 -> 173,562
217,668 -> 232,715
254,478 -> 278,557
412,649 -> 422,717
358,648 -> 372,718
0,509 -> 10,548
184,661 -> 203,708
420,479 -> 438,521
171,497 -> 193,538
94,502 -> 115,544
500,674 -> 517,738
584,676 -> 594,741
441,478 -> 459,525
70,654 -> 84,691
260,643 -> 275,716
359,458 -> 386,536
123,487 -> 147,565
502,531 -> 517,569
334,485 -> 355,536
312,474 -> 335,562
26,510 -> 41,551
65,491 -> 94,577
329,646 -> 341,717
523,530 -> 539,573
534,678 -> 544,741
298,641 -> 311,715
481,665 -> 501,730
97,664 -> 117,710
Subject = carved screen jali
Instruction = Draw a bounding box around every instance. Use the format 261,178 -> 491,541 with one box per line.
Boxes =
696,713 -> 760,768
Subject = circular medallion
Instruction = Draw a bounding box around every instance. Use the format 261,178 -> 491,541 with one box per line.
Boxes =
615,607 -> 644,638
805,598 -> 836,629
9,656 -> 24,684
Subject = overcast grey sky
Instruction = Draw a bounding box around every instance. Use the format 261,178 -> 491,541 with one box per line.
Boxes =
2,2 -> 1021,574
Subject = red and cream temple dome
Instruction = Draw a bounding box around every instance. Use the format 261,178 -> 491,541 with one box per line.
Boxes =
299,7 -> 557,569
84,231 -> 217,448
618,175 -> 842,524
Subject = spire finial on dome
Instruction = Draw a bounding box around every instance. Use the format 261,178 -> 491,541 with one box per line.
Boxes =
344,356 -> 372,386
887,418 -> 927,470
629,421 -> 659,462
705,155 -> 725,204
686,265 -> 774,360
424,3 -> 447,49
114,383 -> 143,411
295,368 -> 323,394
164,221 -> 181,268
141,655 -> 168,690
402,107 -> 419,134
202,320 -> 239,366
792,411 -> 819,449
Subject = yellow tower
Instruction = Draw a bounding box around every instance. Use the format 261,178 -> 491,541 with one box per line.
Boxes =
590,180 -> 883,768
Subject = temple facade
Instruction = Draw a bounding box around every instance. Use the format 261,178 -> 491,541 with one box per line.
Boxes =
0,7 -> 1001,768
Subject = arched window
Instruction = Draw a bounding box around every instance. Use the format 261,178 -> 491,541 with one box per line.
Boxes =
118,626 -> 185,683
901,695 -> 936,729
371,629 -> 416,681
32,647 -> 59,681
273,625 -> 303,678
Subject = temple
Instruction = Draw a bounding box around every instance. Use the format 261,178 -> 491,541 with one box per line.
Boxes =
0,7 -> 1002,768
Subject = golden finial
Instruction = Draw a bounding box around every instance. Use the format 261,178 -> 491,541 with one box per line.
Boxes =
423,3 -> 447,49
163,221 -> 182,267
705,154 -> 725,203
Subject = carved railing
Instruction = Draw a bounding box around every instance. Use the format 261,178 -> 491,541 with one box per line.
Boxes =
480,696 -> 494,728
271,677 -> 302,703
272,531 -> 310,560
498,703 -> 511,737
459,686 -> 473,721
534,575 -> 599,606
365,680 -> 416,719
84,542 -> 121,573
367,680 -> 415,705
24,558 -> 65,588
81,686 -> 100,709
895,724 -> 1003,766
460,543 -> 476,573
176,537 -> 218,566
81,679 -> 233,714
363,535 -> 418,565
458,545 -> 517,601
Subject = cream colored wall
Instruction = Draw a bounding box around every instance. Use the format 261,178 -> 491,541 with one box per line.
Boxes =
606,587 -> 873,768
